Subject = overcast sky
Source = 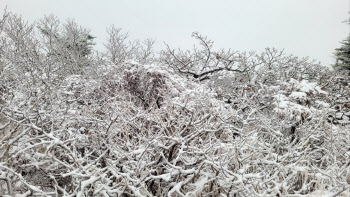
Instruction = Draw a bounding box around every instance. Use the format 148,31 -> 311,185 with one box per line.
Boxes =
1,0 -> 349,66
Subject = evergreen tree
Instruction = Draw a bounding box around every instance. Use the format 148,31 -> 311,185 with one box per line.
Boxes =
335,35 -> 350,70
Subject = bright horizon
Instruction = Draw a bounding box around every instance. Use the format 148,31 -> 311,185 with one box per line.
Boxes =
1,0 -> 348,66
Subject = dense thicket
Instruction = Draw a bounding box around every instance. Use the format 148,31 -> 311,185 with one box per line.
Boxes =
1,11 -> 350,197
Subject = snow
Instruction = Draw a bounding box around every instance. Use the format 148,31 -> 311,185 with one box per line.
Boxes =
290,78 -> 328,95
1,15 -> 349,197
307,190 -> 350,197
298,81 -> 316,93
191,173 -> 209,193
150,173 -> 172,182
336,112 -> 343,120
290,91 -> 307,100
14,191 -> 31,197
315,100 -> 330,108
132,148 -> 145,155
76,176 -> 100,197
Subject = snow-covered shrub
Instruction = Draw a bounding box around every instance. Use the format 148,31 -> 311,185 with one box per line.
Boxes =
122,64 -> 168,109
1,14 -> 350,197
272,79 -> 329,122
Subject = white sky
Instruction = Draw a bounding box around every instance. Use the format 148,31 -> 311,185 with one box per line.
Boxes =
1,0 -> 349,66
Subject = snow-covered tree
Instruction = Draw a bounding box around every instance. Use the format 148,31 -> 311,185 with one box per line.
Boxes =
104,26 -> 155,65
1,11 -> 350,197
38,16 -> 95,76
335,35 -> 350,70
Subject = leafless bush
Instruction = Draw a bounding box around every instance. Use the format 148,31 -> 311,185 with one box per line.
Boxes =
160,32 -> 259,82
122,65 -> 167,109
104,26 -> 155,65
1,12 -> 350,197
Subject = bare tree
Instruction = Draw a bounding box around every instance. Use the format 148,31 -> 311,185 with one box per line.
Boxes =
104,25 -> 155,65
161,32 -> 260,81
1,12 -> 350,197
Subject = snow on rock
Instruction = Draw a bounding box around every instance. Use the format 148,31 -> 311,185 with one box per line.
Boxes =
336,112 -> 343,120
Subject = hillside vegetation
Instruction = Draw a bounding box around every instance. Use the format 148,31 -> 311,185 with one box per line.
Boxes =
0,12 -> 350,197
